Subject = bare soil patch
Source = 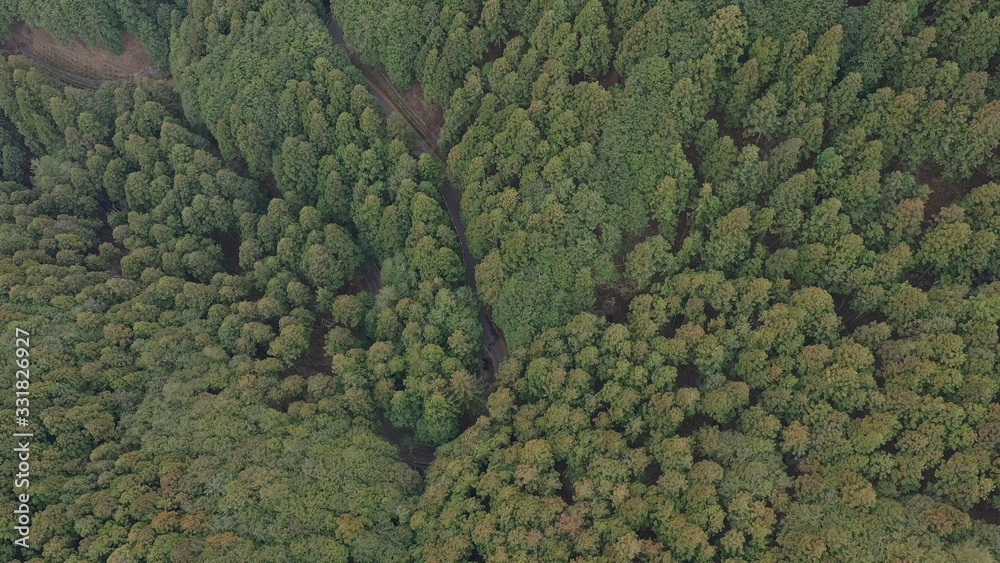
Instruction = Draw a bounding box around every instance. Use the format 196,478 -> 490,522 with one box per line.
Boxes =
595,283 -> 632,324
598,65 -> 624,89
343,262 -> 382,295
482,42 -> 504,66
2,20 -> 161,80
397,80 -> 445,144
379,413 -> 436,471
284,314 -> 335,380
212,231 -> 242,275
914,161 -> 992,221
970,501 -> 1000,525
916,163 -> 966,220
832,292 -> 888,332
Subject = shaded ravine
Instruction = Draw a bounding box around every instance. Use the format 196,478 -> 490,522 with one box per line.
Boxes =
328,18 -> 508,384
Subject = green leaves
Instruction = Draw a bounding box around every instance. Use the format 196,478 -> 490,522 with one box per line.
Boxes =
918,205 -> 997,284
704,207 -> 753,273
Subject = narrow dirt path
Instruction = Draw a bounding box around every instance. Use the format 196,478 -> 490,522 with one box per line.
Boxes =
327,18 -> 508,382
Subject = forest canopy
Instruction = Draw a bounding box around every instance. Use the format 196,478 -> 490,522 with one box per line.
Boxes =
0,0 -> 999,561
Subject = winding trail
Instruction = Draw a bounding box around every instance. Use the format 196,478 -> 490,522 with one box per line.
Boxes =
327,18 -> 508,383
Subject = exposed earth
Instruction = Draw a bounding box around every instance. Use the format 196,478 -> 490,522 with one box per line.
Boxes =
1,20 -> 161,81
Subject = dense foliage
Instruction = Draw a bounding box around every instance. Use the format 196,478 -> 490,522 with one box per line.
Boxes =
0,1 -> 484,555
0,0 -> 170,65
0,62 -> 426,560
332,0 -> 1000,560
0,0 -> 998,561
